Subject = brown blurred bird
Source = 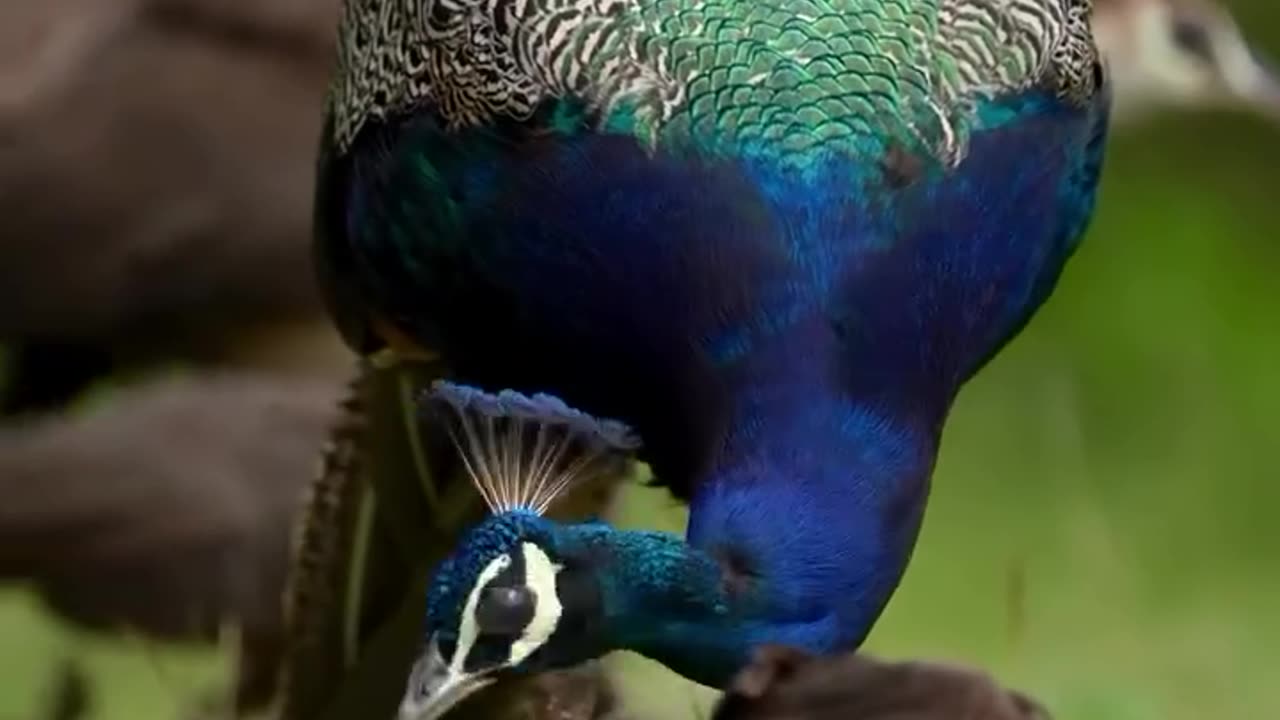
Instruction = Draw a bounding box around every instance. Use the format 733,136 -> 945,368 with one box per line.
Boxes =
0,0 -> 346,415
711,645 -> 1050,720
0,372 -> 342,713
1094,0 -> 1280,124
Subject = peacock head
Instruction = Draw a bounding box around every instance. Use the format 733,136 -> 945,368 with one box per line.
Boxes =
399,382 -> 639,720
401,511 -> 612,719
1096,0 -> 1280,121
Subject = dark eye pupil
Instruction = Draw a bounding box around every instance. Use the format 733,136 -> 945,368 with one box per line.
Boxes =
475,586 -> 535,635
1171,19 -> 1213,60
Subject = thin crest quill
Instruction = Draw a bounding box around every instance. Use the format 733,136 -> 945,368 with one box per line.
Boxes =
423,382 -> 641,516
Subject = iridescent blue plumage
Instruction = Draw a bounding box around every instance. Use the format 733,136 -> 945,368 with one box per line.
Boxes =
313,0 -> 1110,716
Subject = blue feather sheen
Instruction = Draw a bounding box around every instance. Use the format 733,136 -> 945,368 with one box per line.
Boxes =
343,85 -> 1109,686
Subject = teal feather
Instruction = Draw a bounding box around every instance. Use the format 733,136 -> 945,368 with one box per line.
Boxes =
329,0 -> 1100,164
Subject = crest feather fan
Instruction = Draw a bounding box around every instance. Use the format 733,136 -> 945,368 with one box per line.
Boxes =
424,381 -> 641,516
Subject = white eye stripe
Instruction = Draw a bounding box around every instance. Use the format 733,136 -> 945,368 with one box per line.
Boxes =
451,553 -> 512,675
450,545 -> 565,674
507,543 -> 563,666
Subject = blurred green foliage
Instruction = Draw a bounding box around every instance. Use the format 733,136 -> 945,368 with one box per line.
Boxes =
2,4 -> 1279,718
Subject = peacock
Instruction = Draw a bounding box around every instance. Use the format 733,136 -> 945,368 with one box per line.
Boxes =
1093,0 -> 1280,124
306,0 -> 1110,718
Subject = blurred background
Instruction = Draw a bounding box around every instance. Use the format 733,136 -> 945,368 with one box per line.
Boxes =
0,1 -> 1276,719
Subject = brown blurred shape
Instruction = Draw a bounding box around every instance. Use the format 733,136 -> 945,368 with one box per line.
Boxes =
0,0 -> 348,414
0,372 -> 342,713
712,645 -> 1049,720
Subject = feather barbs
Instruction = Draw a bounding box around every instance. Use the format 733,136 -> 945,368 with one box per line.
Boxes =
330,0 -> 1102,164
423,381 -> 640,516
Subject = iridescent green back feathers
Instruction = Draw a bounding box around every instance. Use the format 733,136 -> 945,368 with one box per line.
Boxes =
329,0 -> 1101,164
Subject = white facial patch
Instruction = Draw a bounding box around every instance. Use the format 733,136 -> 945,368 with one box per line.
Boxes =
507,542 -> 563,666
447,544 -> 564,673
449,553 -> 511,675
1216,28 -> 1268,100
1137,5 -> 1211,101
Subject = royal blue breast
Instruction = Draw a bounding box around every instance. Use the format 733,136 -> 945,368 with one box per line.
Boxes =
336,89 -> 1108,492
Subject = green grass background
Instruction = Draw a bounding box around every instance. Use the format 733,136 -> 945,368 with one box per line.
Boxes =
3,5 -> 1280,718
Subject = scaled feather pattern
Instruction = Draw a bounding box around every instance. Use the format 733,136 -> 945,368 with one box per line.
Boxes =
329,0 -> 1100,164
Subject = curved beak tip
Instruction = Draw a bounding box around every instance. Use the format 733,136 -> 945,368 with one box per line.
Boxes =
1246,50 -> 1280,121
398,639 -> 496,720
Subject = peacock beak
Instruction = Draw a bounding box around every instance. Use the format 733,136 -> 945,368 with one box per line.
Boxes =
398,636 -> 496,720
1250,53 -> 1280,122
1226,44 -> 1280,123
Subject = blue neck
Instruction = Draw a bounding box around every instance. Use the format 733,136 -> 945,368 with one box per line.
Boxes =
566,330 -> 943,687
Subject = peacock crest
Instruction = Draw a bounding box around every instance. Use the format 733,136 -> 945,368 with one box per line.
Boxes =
423,381 -> 641,516
329,0 -> 1100,165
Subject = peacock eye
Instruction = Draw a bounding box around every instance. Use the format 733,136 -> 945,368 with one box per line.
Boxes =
1171,18 -> 1214,61
474,585 -> 535,636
